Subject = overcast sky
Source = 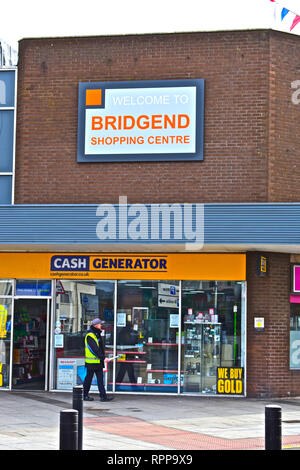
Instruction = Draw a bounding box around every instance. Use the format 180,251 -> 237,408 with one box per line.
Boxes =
2,0 -> 300,50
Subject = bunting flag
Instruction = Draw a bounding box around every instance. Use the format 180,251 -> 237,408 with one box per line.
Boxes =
281,7 -> 290,20
270,0 -> 300,31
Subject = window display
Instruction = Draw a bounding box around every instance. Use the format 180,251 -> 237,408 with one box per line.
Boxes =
116,281 -> 180,393
12,299 -> 48,390
52,278 -> 246,395
181,281 -> 245,394
53,280 -> 115,390
183,322 -> 221,393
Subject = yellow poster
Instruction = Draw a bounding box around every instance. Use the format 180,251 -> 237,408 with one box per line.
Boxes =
217,367 -> 244,395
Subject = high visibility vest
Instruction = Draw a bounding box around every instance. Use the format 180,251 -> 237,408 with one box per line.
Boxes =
85,331 -> 101,364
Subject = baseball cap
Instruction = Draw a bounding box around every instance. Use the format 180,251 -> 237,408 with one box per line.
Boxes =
92,318 -> 105,326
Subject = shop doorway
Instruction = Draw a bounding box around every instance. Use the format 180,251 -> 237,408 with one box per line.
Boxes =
12,299 -> 49,390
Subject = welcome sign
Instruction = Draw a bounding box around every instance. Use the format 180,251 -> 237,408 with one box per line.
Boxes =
77,80 -> 204,162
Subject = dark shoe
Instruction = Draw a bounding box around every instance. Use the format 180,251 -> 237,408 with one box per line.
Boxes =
100,396 -> 114,402
84,395 -> 94,401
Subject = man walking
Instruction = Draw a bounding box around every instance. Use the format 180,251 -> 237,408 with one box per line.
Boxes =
83,318 -> 113,402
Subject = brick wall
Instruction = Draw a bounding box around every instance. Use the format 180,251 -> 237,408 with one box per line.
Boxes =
268,32 -> 300,202
15,30 -> 271,204
247,252 -> 300,397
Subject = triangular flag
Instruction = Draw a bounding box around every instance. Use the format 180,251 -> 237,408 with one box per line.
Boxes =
281,8 -> 289,20
290,15 -> 300,31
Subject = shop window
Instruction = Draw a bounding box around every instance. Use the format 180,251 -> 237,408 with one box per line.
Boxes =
53,280 -> 115,390
12,298 -> 48,390
52,278 -> 246,395
116,280 -> 180,393
181,281 -> 245,395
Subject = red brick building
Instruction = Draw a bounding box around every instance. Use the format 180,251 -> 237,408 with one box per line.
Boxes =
0,29 -> 300,397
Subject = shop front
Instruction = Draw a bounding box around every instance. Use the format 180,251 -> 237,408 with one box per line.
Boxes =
0,252 -> 246,396
0,279 -> 51,390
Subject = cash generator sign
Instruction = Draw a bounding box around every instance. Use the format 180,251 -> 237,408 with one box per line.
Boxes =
50,255 -> 168,276
77,79 -> 204,162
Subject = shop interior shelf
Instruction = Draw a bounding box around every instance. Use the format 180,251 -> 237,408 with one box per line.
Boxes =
14,362 -> 32,365
106,350 -> 146,354
116,360 -> 146,363
14,374 -> 44,384
113,382 -> 178,387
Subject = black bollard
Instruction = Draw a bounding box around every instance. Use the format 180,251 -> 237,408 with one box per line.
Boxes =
265,405 -> 282,450
72,386 -> 83,450
59,409 -> 78,450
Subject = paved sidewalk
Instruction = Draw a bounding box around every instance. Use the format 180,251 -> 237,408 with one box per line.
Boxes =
0,391 -> 300,450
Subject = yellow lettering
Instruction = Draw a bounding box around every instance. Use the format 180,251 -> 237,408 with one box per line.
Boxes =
218,368 -> 228,379
217,379 -> 224,393
217,377 -> 243,395
229,368 -> 243,379
236,380 -> 243,394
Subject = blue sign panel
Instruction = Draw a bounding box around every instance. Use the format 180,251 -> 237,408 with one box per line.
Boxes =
16,280 -> 52,296
77,79 -> 205,162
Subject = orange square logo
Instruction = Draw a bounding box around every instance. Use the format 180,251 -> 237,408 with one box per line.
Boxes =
86,89 -> 102,106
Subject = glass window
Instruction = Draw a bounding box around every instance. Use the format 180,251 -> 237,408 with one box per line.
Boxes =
116,280 -> 180,393
181,281 -> 245,395
0,298 -> 12,389
51,278 -> 246,394
0,110 -> 14,172
0,280 -> 13,296
290,300 -> 300,369
0,71 -> 16,107
0,175 -> 12,204
12,298 -> 48,390
53,280 -> 114,390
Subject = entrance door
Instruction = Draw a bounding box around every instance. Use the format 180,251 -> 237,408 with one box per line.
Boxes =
12,299 -> 48,390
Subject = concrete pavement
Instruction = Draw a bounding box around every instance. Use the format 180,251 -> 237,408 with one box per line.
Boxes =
0,391 -> 300,451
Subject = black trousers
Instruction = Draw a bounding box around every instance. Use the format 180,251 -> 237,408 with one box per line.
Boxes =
116,362 -> 136,383
83,365 -> 107,399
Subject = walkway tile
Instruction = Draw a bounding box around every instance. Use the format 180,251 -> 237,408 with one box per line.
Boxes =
83,416 -> 266,450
